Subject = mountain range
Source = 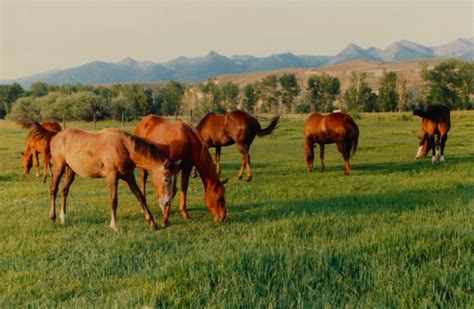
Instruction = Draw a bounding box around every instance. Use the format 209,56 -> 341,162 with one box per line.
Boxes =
3,37 -> 473,88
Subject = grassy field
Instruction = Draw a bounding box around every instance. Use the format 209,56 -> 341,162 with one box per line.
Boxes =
0,112 -> 473,307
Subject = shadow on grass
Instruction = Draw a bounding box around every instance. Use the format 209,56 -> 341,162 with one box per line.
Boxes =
353,154 -> 474,175
228,184 -> 474,224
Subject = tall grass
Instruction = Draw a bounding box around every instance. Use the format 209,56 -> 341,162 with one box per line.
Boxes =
0,112 -> 473,307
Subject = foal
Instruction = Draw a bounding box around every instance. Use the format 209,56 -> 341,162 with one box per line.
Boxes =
304,112 -> 359,176
18,120 -> 62,182
28,123 -> 180,232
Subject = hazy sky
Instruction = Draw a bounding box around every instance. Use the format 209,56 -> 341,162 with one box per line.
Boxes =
1,0 -> 472,79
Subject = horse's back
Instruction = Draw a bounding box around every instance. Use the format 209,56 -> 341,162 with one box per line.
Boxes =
52,128 -> 131,177
305,112 -> 358,143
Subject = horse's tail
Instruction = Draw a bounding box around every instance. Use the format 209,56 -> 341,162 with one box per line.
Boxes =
27,121 -> 59,147
413,108 -> 427,119
345,119 -> 359,157
16,119 -> 36,130
257,115 -> 280,137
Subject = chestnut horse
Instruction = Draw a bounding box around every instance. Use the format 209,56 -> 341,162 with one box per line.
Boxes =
135,115 -> 227,226
17,120 -> 62,182
413,104 -> 450,163
28,122 -> 180,232
196,110 -> 280,181
304,112 -> 359,175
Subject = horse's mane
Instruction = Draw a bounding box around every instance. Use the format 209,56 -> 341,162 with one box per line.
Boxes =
127,133 -> 169,163
26,121 -> 57,145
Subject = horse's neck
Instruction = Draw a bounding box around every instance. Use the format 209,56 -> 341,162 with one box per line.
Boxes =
193,147 -> 219,189
128,143 -> 161,171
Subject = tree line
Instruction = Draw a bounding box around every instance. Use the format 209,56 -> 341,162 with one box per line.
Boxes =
1,59 -> 472,122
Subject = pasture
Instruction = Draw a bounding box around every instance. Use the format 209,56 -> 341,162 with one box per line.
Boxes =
0,112 -> 473,307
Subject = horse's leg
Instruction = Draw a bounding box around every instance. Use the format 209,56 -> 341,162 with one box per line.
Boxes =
179,163 -> 192,220
435,134 -> 441,162
34,151 -> 40,177
60,168 -> 76,224
236,143 -> 248,180
430,135 -> 436,163
245,143 -> 252,182
304,138 -> 314,172
140,169 -> 148,204
124,173 -> 157,230
215,146 -> 222,175
42,152 -> 49,183
319,143 -> 325,172
49,163 -> 66,221
336,142 -> 350,176
107,173 -> 119,232
440,134 -> 448,162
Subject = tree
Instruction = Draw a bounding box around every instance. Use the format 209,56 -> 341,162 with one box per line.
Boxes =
344,72 -> 376,112
9,97 -> 41,120
422,60 -> 474,109
199,80 -> 226,113
243,84 -> 257,112
279,73 -> 300,113
121,84 -> 153,117
255,75 -> 280,113
30,82 -> 49,97
221,82 -> 239,111
306,74 -> 340,112
0,82 -> 24,118
397,75 -> 408,111
156,81 -> 185,115
378,70 -> 399,112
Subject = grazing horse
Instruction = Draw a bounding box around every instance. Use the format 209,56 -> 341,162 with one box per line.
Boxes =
304,112 -> 359,176
17,120 -> 62,182
196,110 -> 280,181
413,104 -> 450,163
135,115 -> 227,226
28,123 -> 180,232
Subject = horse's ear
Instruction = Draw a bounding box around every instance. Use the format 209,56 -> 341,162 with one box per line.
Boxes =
20,151 -> 24,156
221,178 -> 229,185
173,160 -> 182,171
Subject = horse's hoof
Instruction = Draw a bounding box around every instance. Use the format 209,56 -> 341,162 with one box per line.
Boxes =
440,155 -> 445,162
181,213 -> 191,220
237,175 -> 243,180
109,224 -> 119,233
49,214 -> 56,221
160,223 -> 169,228
149,223 -> 158,230
246,176 -> 252,182
60,213 -> 66,224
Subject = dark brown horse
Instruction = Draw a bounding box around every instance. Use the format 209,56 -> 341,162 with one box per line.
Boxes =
413,104 -> 450,163
135,115 -> 227,226
196,110 -> 280,181
17,120 -> 62,182
304,112 -> 359,176
28,123 -> 180,232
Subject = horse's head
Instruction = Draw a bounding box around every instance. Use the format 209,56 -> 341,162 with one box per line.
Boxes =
21,151 -> 33,174
205,178 -> 228,222
151,159 -> 181,210
416,133 -> 431,159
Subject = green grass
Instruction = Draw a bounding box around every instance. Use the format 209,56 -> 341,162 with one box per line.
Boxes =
0,112 -> 473,307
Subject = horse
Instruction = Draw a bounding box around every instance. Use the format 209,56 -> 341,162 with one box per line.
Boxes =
17,120 -> 62,182
304,112 -> 359,176
135,115 -> 227,226
196,110 -> 280,181
413,104 -> 450,163
27,122 -> 180,232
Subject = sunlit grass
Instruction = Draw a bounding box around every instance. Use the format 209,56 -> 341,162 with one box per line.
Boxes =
0,111 -> 473,307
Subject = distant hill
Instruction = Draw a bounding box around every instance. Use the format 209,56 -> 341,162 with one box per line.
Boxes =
212,59 -> 448,94
2,37 -> 472,88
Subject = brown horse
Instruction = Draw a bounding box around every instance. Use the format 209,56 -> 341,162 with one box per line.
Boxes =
17,120 -> 62,182
304,112 -> 359,176
135,115 -> 227,226
196,110 -> 280,181
413,104 -> 450,163
28,122 -> 180,232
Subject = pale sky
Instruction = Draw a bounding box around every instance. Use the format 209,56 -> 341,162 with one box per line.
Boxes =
0,0 -> 472,79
